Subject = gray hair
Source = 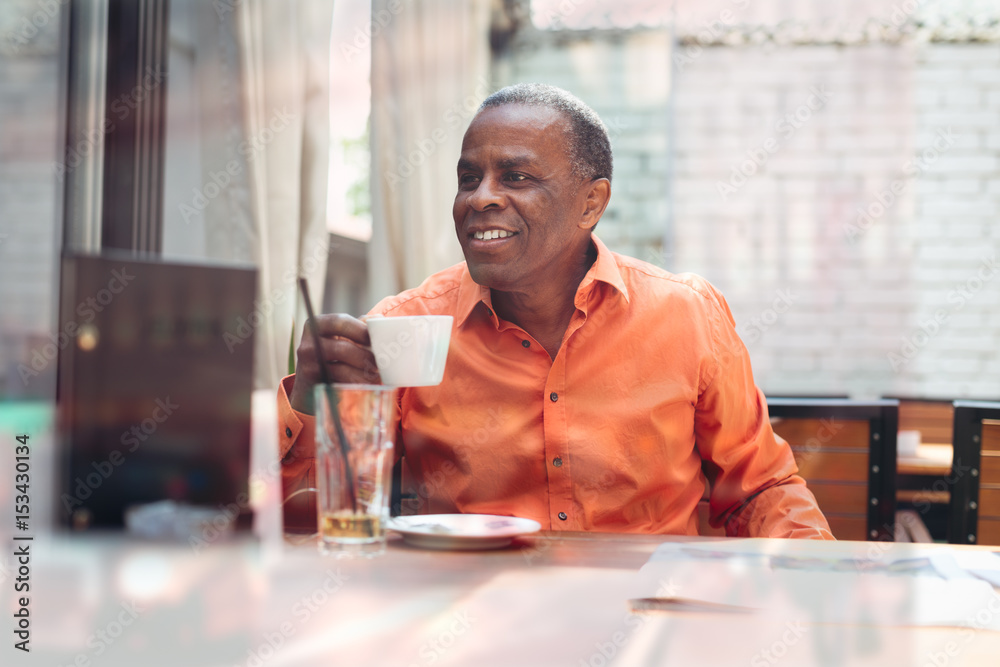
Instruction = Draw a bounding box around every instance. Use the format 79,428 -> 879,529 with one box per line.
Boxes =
478,83 -> 613,182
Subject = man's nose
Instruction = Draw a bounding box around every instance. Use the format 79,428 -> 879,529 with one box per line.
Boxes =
467,175 -> 504,211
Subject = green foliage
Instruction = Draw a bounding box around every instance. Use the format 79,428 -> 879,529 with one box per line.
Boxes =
341,121 -> 370,218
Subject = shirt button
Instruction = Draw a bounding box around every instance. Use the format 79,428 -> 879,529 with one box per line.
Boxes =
285,427 -> 293,438
552,457 -> 563,467
521,339 -> 530,348
558,512 -> 567,521
550,392 -> 558,402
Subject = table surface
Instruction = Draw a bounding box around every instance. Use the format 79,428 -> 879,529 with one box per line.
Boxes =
15,526 -> 1000,667
4,395 -> 991,667
275,532 -> 1000,667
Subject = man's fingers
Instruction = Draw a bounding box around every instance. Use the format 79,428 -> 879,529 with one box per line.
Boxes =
319,337 -> 379,380
309,313 -> 371,346
290,313 -> 381,414
327,361 -> 381,385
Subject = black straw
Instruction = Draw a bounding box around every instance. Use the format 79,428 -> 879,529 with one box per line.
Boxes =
298,278 -> 357,514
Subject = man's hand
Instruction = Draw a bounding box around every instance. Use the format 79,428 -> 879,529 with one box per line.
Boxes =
289,314 -> 381,414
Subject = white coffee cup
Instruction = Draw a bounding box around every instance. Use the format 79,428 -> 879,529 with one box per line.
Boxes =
366,315 -> 453,387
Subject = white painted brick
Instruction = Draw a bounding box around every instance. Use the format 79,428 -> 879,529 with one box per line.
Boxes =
915,89 -> 944,108
916,68 -> 972,85
920,130 -> 983,151
918,111 -> 999,129
984,133 -> 1000,151
915,245 -> 983,262
926,46 -> 1000,65
985,91 -> 1000,110
930,154 -> 1000,174
912,179 -> 945,196
940,311 -> 987,328
776,354 -> 818,372
920,199 -> 997,217
970,68 -> 1000,85
942,89 -> 983,108
938,333 -> 999,353
506,32 -> 1000,401
942,178 -> 984,195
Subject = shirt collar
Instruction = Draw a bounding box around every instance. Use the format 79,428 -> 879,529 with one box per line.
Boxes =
454,234 -> 630,328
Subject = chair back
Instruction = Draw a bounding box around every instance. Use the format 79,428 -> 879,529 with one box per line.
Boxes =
949,401 -> 1000,545
766,398 -> 899,541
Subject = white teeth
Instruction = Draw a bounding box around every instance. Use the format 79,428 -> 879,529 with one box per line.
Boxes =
474,229 -> 512,240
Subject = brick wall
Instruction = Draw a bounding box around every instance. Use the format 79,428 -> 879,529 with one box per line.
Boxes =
672,40 -> 1000,400
497,10 -> 1000,400
493,27 -> 674,266
2,1 -> 999,400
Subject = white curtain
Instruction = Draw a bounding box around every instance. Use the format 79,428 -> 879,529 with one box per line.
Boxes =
369,0 -> 492,300
194,0 -> 334,389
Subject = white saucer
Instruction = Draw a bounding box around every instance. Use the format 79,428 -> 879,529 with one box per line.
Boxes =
387,514 -> 542,550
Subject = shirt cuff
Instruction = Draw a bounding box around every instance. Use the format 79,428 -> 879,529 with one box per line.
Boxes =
278,374 -> 315,461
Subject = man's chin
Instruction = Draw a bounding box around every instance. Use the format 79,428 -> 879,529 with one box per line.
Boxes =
466,262 -> 515,290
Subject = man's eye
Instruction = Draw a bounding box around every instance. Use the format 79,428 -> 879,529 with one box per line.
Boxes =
459,174 -> 479,186
505,173 -> 527,182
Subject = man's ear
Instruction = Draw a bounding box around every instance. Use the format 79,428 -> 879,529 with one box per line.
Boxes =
579,178 -> 611,230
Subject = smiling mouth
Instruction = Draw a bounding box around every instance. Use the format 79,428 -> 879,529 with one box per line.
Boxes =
473,229 -> 517,240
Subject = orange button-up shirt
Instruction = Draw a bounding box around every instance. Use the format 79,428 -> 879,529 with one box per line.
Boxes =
279,236 -> 832,539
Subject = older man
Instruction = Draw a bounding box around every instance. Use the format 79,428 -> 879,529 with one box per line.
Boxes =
279,83 -> 833,539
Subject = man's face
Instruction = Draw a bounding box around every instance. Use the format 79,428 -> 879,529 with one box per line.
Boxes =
453,104 -> 595,293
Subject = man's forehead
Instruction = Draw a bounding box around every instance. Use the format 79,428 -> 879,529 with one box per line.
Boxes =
460,104 -> 571,160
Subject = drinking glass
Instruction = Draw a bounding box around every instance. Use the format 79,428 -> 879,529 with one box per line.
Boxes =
314,383 -> 395,557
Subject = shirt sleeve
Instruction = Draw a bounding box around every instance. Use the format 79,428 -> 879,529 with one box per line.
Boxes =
693,286 -> 834,540
278,374 -> 317,531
